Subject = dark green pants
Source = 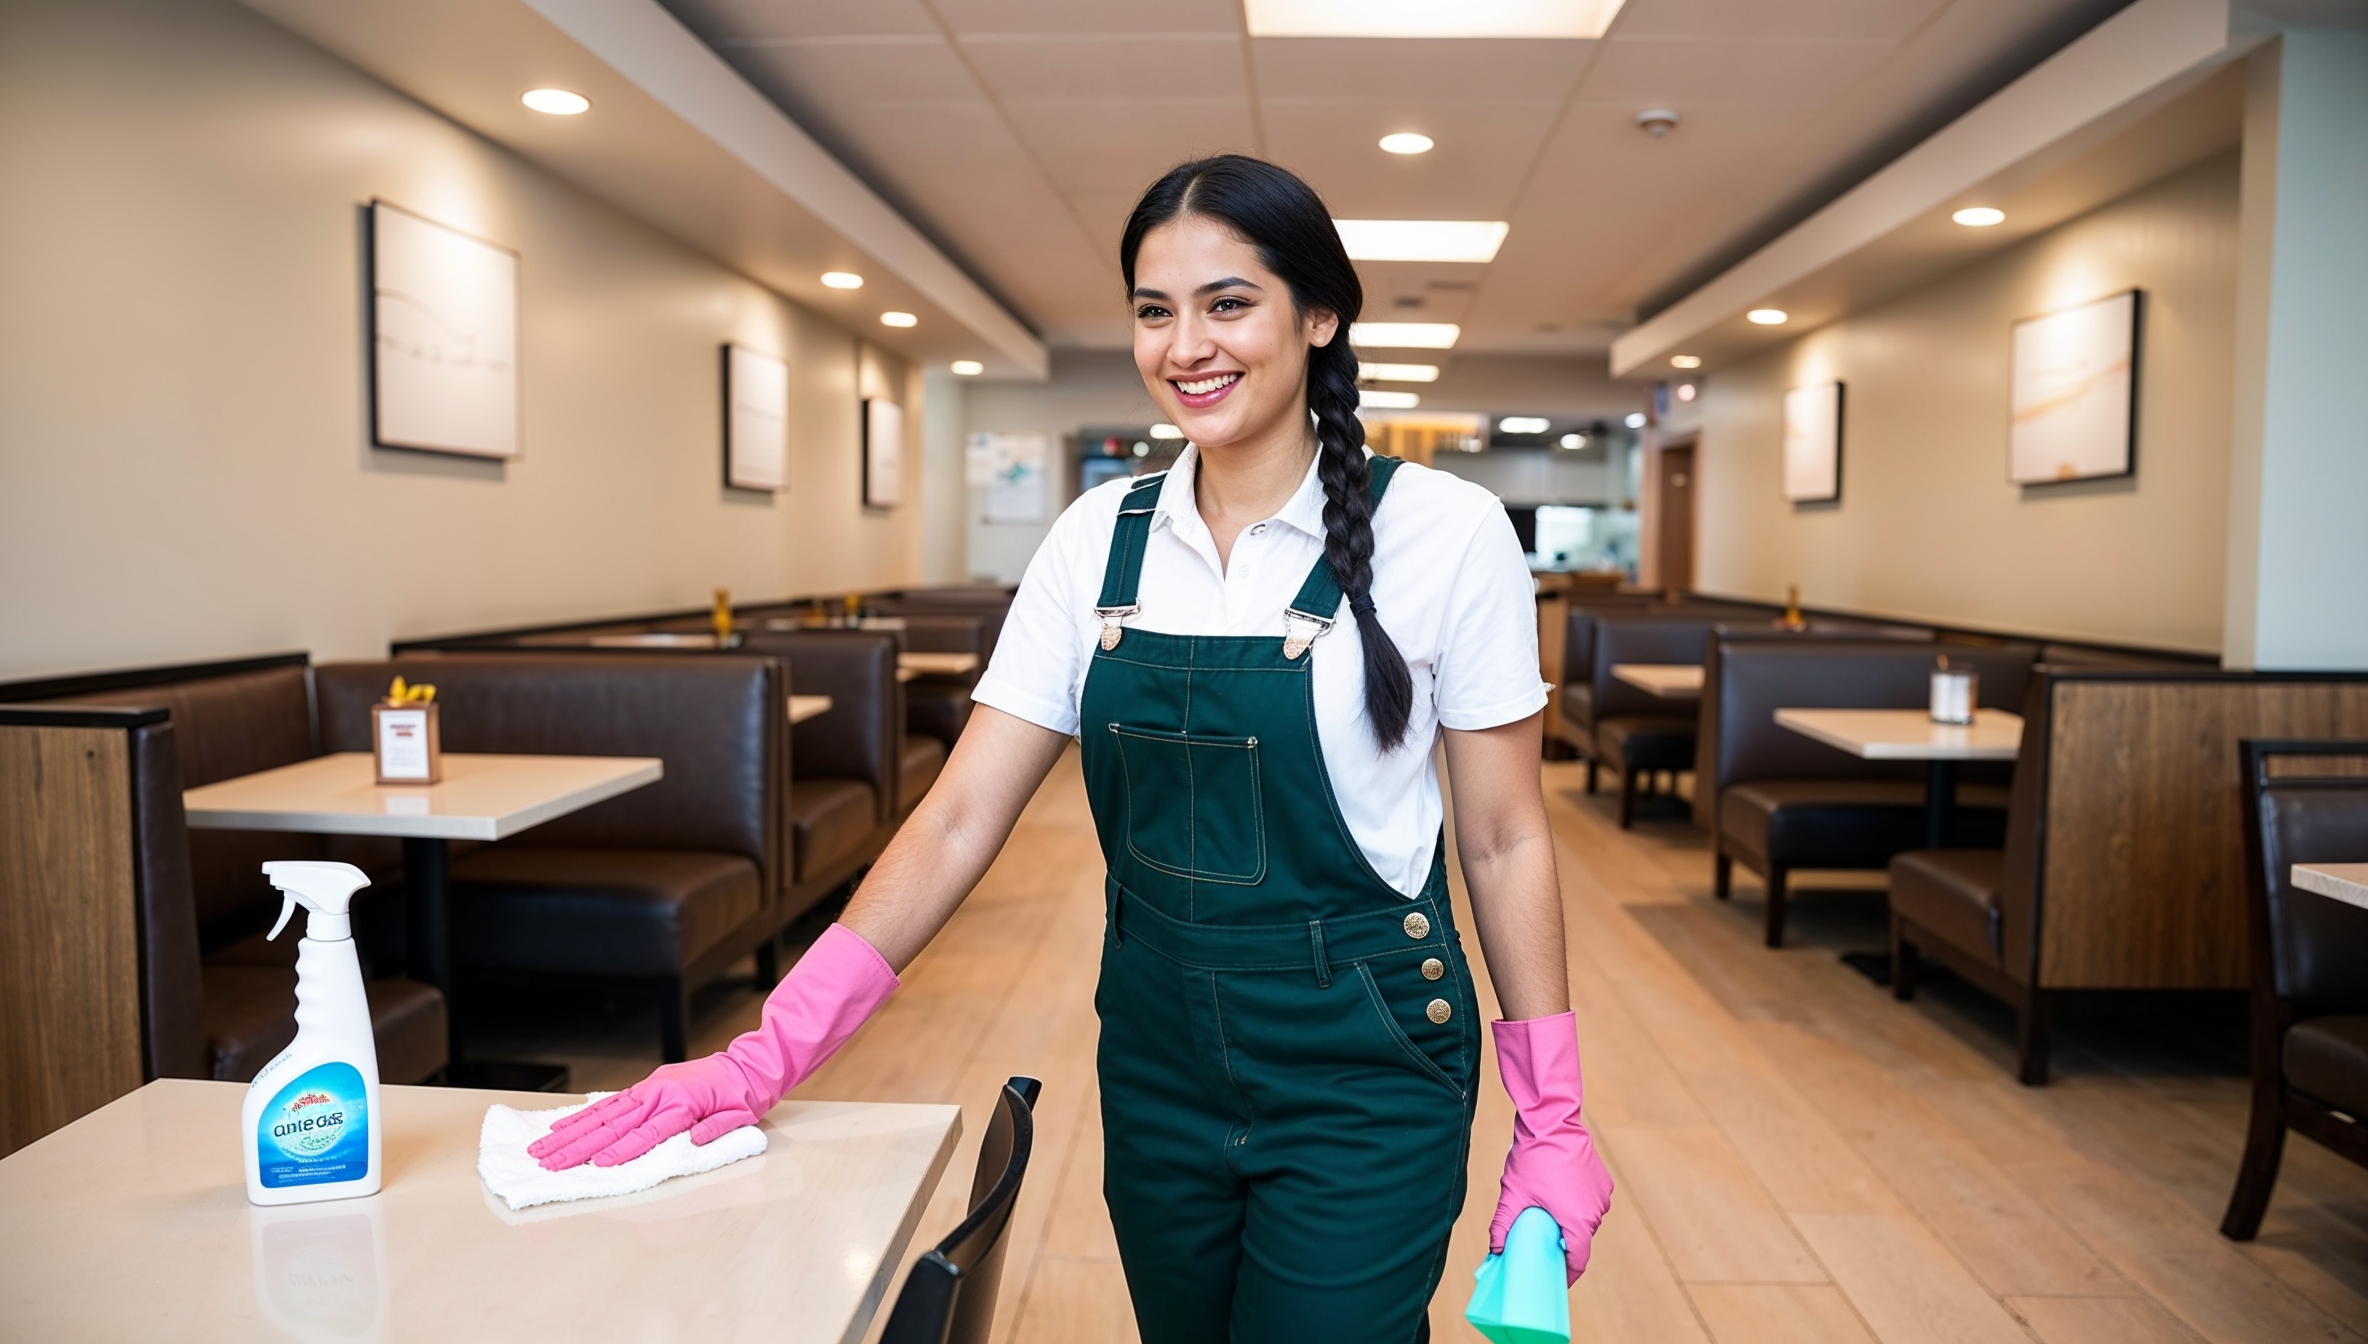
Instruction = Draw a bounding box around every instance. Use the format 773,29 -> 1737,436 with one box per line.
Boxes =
1097,881 -> 1481,1344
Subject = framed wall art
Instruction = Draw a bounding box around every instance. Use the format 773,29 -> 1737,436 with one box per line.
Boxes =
723,344 -> 789,491
863,398 -> 904,508
1782,380 -> 1844,503
368,200 -> 519,459
2010,290 -> 2140,485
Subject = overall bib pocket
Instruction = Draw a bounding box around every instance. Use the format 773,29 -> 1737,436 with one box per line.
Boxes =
1109,724 -> 1268,885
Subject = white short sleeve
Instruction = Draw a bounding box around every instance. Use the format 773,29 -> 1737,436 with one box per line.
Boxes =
969,488 -> 1108,737
1429,506 -> 1550,732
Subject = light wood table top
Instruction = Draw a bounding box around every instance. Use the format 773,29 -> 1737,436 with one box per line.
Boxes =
1774,708 -> 2023,760
0,1079 -> 959,1343
1611,663 -> 1703,699
897,652 -> 980,683
2293,863 -> 2368,912
182,752 -> 662,842
587,632 -> 723,648
789,694 -> 834,725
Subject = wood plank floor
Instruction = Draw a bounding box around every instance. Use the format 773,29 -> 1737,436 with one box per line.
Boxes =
495,751 -> 2368,1343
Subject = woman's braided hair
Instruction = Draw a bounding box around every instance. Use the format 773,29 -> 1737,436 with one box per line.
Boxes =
1119,154 -> 1415,750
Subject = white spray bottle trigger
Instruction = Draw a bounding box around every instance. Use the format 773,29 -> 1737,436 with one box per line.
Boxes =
261,861 -> 370,943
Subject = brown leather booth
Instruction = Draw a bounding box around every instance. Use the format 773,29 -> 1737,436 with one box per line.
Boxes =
8,658 -> 448,1086
317,654 -> 785,1062
1700,637 -> 2031,947
1584,616 -> 1717,827
2221,739 -> 2368,1238
736,631 -> 910,907
895,613 -> 989,753
1888,670 -> 2368,1085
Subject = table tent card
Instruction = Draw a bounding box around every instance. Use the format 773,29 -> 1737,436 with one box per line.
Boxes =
368,201 -> 519,459
1782,380 -> 1843,503
724,344 -> 790,491
2010,289 -> 2140,485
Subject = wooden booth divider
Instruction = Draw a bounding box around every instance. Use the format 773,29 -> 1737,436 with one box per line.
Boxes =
0,707 -> 163,1157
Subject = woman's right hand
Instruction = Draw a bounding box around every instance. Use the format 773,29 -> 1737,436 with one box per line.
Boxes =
529,1056 -> 763,1169
529,922 -> 903,1171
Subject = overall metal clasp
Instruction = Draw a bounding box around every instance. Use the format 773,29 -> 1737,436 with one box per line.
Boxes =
1280,609 -> 1332,661
1096,604 -> 1139,651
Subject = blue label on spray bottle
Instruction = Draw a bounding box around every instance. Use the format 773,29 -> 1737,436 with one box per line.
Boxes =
256,1062 -> 370,1189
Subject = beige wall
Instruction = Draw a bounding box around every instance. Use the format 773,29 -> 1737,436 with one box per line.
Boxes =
1678,151 -> 2239,654
0,0 -> 924,680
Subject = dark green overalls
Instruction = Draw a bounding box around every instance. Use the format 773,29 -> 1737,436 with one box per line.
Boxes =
1080,458 -> 1482,1344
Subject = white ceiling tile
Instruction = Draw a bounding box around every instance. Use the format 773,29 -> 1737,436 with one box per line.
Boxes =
1259,100 -> 1564,218
1003,100 -> 1261,195
931,0 -> 1240,37
1251,37 -> 1593,102
960,35 -> 1248,101
1577,36 -> 1898,105
726,38 -> 981,106
1610,0 -> 1951,42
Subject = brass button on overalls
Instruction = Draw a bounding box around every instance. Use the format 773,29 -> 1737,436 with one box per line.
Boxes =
1402,911 -> 1431,939
1420,957 -> 1445,981
1426,999 -> 1454,1024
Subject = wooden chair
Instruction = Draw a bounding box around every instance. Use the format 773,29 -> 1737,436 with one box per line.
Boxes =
880,1076 -> 1043,1344
2221,740 -> 2368,1239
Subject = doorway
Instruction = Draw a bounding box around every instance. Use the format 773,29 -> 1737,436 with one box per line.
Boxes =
1657,442 -> 1696,595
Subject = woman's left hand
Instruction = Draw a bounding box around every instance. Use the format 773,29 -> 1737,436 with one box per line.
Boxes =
1491,1011 -> 1614,1284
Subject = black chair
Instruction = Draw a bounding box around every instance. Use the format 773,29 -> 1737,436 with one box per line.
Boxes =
881,1076 -> 1044,1344
2221,740 -> 2368,1240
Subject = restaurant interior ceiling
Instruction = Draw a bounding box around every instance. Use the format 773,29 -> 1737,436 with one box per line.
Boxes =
657,0 -> 2146,360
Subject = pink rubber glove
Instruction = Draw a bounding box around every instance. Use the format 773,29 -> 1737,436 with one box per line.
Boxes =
530,923 -> 898,1170
1490,1011 -> 1614,1284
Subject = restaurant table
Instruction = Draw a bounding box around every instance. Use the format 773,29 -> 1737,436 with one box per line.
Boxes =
789,694 -> 834,725
896,651 -> 980,683
0,1079 -> 959,1344
184,753 -> 661,1090
1774,708 -> 2023,848
2293,864 -> 2368,912
1611,663 -> 1703,699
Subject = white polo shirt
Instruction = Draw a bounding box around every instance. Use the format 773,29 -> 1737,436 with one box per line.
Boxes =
973,446 -> 1548,897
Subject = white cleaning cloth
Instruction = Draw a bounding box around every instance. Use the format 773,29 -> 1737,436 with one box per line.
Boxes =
478,1093 -> 768,1211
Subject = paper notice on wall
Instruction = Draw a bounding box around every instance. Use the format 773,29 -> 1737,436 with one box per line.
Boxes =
970,432 -> 1049,524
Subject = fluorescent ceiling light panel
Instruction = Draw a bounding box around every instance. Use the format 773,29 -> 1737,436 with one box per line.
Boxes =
1350,323 -> 1460,349
1247,0 -> 1627,39
1498,416 -> 1551,435
1335,220 -> 1508,263
880,311 -> 918,328
1359,363 -> 1440,383
950,360 -> 983,376
1360,390 -> 1422,409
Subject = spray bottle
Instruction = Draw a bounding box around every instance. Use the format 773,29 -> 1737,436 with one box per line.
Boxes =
241,862 -> 382,1206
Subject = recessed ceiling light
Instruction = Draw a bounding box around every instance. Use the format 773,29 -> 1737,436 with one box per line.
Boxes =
1746,308 -> 1788,325
1360,390 -> 1422,410
880,311 -> 917,328
1952,207 -> 2005,227
1336,220 -> 1508,263
1634,108 -> 1680,137
1247,0 -> 1628,39
1350,322 -> 1460,349
1676,383 -> 1697,402
821,271 -> 864,289
1624,412 -> 1648,428
1559,433 -> 1587,449
1359,362 -> 1440,383
950,360 -> 983,376
1498,416 -> 1551,435
1670,354 -> 1702,369
1379,132 -> 1434,155
522,88 -> 590,116
1148,423 -> 1185,440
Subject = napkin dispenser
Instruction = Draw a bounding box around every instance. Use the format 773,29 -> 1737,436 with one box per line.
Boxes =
1930,658 -> 1977,726
372,678 -> 440,785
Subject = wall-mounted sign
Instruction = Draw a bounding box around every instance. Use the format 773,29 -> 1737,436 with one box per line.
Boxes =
1782,380 -> 1843,504
723,344 -> 788,491
368,201 -> 518,459
863,398 -> 904,508
2010,290 -> 2140,485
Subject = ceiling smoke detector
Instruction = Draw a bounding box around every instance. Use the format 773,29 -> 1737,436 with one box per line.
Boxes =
1634,108 -> 1680,138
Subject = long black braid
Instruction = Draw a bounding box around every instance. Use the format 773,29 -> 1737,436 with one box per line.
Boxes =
1120,155 -> 1416,750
